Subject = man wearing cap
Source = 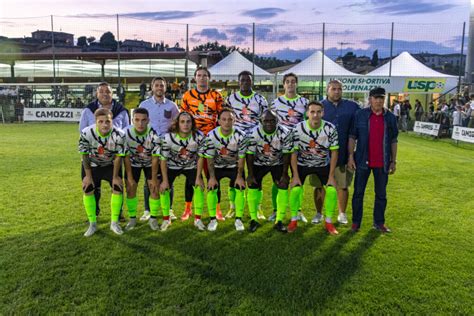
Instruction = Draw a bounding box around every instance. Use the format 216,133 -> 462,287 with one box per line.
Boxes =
348,87 -> 398,233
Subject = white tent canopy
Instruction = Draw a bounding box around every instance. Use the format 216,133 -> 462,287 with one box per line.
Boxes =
281,50 -> 361,79
209,51 -> 272,81
367,51 -> 456,78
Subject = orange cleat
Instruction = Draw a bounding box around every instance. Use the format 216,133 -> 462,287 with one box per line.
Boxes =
325,222 -> 339,235
287,220 -> 298,233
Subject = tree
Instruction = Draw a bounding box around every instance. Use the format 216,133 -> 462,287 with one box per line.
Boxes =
371,49 -> 379,66
87,36 -> 96,44
77,36 -> 87,47
99,32 -> 117,50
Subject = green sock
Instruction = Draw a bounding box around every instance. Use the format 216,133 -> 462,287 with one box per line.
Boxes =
207,189 -> 218,217
299,185 -> 304,209
276,188 -> 288,222
289,186 -> 302,219
110,193 -> 123,222
324,186 -> 338,221
271,183 -> 278,210
256,189 -> 263,210
149,197 -> 160,217
235,188 -> 246,218
83,194 -> 96,223
228,187 -> 236,204
247,188 -> 259,221
126,196 -> 138,218
160,190 -> 170,217
193,186 -> 204,216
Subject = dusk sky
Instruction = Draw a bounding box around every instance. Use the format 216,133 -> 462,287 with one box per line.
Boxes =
0,0 -> 470,60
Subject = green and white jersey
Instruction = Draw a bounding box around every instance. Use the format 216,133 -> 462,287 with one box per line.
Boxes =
226,91 -> 268,132
79,125 -> 126,167
202,127 -> 247,169
123,126 -> 160,168
247,125 -> 292,166
159,131 -> 206,170
270,95 -> 309,128
291,120 -> 339,167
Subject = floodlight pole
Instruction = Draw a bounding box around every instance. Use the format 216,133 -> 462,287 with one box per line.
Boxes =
458,22 -> 466,94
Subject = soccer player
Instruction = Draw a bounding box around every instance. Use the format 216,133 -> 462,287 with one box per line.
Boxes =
309,80 -> 359,225
159,112 -> 207,231
79,82 -> 129,217
139,76 -> 179,222
79,108 -> 126,237
122,108 -> 162,231
246,110 -> 292,233
270,73 -> 309,223
289,101 -> 339,234
202,108 -> 247,231
181,66 -> 225,220
225,70 -> 268,220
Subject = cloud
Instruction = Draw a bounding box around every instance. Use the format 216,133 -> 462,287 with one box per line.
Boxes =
363,38 -> 460,56
256,27 -> 298,42
193,28 -> 228,40
71,11 -> 207,21
227,26 -> 252,37
241,8 -> 286,19
340,0 -> 458,16
261,48 -> 317,61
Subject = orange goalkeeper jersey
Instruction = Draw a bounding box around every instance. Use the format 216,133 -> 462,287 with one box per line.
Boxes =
181,88 -> 223,135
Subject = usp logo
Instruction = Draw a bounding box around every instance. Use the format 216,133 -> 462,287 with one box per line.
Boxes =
404,78 -> 446,92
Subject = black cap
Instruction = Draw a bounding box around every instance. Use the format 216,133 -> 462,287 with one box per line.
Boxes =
369,87 -> 386,97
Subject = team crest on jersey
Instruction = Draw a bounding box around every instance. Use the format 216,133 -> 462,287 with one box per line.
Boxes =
179,147 -> 188,157
198,103 -> 205,112
263,144 -> 271,155
137,145 -> 144,153
220,147 -> 229,156
288,109 -> 296,117
97,146 -> 105,155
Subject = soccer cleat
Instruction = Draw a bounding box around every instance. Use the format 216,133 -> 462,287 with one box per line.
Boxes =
125,218 -> 137,231
257,211 -> 266,220
180,208 -> 192,221
140,210 -> 151,221
208,219 -> 218,231
234,219 -> 245,231
287,220 -> 298,233
267,211 -> 277,222
325,222 -> 339,235
273,221 -> 287,233
169,209 -> 177,221
249,220 -> 261,233
194,219 -> 206,231
351,223 -> 360,232
311,213 -> 323,224
225,209 -> 235,219
110,222 -> 124,235
337,212 -> 348,225
160,219 -> 171,231
84,222 -> 97,237
373,224 -> 392,233
297,211 -> 308,223
148,218 -> 160,231
216,206 -> 225,221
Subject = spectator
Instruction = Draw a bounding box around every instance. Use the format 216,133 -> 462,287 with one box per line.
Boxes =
462,102 -> 472,127
400,100 -> 411,132
452,105 -> 462,127
15,100 -> 24,123
414,99 -> 424,121
39,98 -> 46,107
392,100 -> 400,125
139,81 -> 147,102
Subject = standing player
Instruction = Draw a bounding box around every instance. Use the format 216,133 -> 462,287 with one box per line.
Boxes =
270,73 -> 309,223
159,112 -> 207,231
79,108 -> 126,237
225,70 -> 268,220
122,108 -> 162,231
202,108 -> 247,231
246,110 -> 292,233
181,66 -> 224,220
289,101 -> 339,234
139,76 -> 179,222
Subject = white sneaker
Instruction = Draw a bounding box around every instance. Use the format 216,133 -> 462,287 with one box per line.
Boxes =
297,211 -> 308,223
338,212 -> 348,224
125,218 -> 136,231
234,218 -> 244,231
207,219 -> 218,231
194,219 -> 206,231
149,218 -> 160,231
267,212 -> 276,222
169,209 -> 177,221
257,211 -> 266,220
84,222 -> 97,237
110,222 -> 124,235
140,210 -> 150,221
160,219 -> 171,231
311,213 -> 323,224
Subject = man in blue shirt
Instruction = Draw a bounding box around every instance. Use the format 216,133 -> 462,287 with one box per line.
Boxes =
309,80 -> 359,225
139,77 -> 179,221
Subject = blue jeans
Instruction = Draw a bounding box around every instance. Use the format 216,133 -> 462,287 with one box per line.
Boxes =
352,167 -> 389,225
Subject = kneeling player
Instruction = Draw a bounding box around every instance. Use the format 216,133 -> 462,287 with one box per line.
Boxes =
123,108 -> 162,231
79,108 -> 126,237
160,112 -> 207,231
246,110 -> 292,233
289,101 -> 339,234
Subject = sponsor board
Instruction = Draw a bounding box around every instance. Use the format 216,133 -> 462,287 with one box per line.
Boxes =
24,108 -> 82,122
413,121 -> 440,136
452,126 -> 474,143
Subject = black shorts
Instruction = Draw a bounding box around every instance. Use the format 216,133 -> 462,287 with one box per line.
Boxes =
249,165 -> 284,189
212,167 -> 245,189
167,168 -> 196,186
125,166 -> 152,183
297,165 -> 329,186
81,165 -> 123,188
